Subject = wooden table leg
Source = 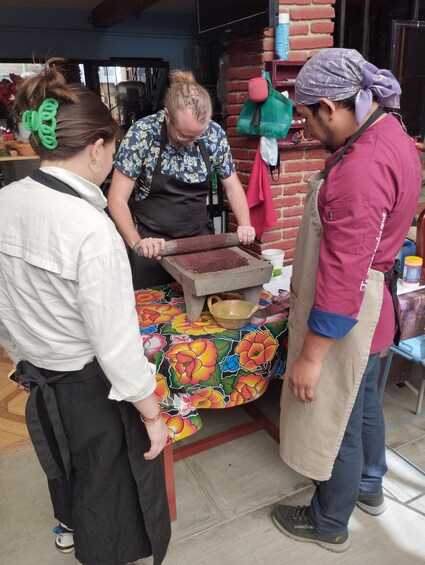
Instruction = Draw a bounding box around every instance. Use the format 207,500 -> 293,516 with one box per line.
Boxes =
162,443 -> 177,521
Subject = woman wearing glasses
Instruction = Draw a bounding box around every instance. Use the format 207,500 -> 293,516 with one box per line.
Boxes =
108,69 -> 255,289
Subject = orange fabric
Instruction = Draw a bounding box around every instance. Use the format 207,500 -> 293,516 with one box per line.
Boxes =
246,144 -> 277,239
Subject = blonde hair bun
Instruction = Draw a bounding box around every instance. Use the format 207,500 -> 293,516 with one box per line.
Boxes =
165,69 -> 212,122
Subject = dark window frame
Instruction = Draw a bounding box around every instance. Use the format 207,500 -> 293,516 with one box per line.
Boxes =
334,0 -> 425,138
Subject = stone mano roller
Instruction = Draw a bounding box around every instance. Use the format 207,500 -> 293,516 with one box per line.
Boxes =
161,232 -> 240,257
158,232 -> 273,322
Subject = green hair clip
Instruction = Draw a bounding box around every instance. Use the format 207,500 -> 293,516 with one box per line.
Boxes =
22,98 -> 59,150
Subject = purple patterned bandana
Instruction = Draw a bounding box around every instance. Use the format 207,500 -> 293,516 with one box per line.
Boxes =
295,48 -> 401,124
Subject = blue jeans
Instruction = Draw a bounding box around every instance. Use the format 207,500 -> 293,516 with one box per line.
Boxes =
309,353 -> 388,533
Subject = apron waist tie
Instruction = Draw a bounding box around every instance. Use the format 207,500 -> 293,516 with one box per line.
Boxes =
384,259 -> 402,346
16,359 -> 101,481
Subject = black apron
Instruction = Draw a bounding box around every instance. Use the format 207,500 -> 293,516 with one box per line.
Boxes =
129,120 -> 214,289
21,169 -> 171,565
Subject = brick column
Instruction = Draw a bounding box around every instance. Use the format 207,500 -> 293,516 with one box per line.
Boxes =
225,0 -> 336,263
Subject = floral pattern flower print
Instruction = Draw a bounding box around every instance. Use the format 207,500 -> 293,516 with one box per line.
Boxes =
163,413 -> 199,440
227,374 -> 269,407
137,303 -> 183,328
235,331 -> 278,371
171,312 -> 225,336
165,339 -> 218,386
142,333 -> 167,362
154,373 -> 170,403
134,283 -> 288,443
135,289 -> 165,304
190,387 -> 226,409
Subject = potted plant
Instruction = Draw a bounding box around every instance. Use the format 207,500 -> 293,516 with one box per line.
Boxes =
0,73 -> 23,131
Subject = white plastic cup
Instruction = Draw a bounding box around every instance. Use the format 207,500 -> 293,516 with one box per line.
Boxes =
261,248 -> 284,279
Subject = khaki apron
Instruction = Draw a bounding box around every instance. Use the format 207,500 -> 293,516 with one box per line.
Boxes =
279,108 -> 386,481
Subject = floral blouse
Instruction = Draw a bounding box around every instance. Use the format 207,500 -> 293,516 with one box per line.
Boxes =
114,110 -> 236,202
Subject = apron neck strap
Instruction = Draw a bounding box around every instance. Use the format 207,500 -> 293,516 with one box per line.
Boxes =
30,169 -> 82,199
153,118 -> 168,175
323,106 -> 385,179
155,117 -> 212,175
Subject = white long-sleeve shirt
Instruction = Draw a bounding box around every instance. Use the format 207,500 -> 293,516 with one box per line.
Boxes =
0,166 -> 156,402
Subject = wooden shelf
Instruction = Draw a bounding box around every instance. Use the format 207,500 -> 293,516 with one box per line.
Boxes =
275,80 -> 296,89
278,140 -> 321,150
0,155 -> 39,162
266,60 -> 307,85
264,59 -> 322,151
290,121 -> 307,130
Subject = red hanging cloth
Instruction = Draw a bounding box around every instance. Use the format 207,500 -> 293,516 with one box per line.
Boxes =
246,143 -> 277,239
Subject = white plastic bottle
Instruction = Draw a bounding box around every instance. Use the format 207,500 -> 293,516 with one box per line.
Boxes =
275,13 -> 290,60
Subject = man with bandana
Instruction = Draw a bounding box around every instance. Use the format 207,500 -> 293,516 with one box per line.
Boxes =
272,49 -> 422,552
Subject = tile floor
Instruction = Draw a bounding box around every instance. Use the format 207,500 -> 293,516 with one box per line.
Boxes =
1,379 -> 425,565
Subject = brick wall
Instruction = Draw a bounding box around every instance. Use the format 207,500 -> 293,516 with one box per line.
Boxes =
225,0 -> 336,263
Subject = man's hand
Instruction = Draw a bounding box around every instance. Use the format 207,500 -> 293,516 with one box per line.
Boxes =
237,225 -> 256,245
287,331 -> 335,403
135,237 -> 165,260
287,353 -> 322,403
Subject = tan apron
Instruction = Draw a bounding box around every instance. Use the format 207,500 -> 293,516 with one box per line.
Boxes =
279,122 -> 386,480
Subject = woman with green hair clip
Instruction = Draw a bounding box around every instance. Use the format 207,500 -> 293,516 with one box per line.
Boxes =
0,59 -> 171,565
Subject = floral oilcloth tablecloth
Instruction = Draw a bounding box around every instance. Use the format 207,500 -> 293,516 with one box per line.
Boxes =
135,283 -> 288,443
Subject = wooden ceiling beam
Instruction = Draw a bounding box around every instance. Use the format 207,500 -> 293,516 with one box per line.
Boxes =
90,0 -> 161,29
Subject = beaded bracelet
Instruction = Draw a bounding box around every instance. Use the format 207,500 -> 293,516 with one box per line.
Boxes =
140,405 -> 163,425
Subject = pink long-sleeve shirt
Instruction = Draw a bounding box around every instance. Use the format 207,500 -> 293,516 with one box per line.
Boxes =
309,114 -> 422,353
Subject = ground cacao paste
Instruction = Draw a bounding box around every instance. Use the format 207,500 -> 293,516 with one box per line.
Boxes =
175,248 -> 249,274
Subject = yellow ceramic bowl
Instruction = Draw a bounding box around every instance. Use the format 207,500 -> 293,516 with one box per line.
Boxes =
207,295 -> 260,329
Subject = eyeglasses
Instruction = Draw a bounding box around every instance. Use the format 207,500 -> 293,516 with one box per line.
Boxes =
291,129 -> 315,144
170,120 -> 206,143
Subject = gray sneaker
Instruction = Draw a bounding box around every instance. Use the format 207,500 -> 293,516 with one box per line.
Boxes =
356,492 -> 386,516
272,504 -> 350,553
